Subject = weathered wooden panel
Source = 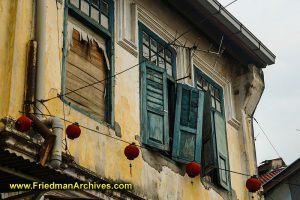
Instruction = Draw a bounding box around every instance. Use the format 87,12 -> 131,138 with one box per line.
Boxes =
214,112 -> 230,190
141,63 -> 169,151
65,29 -> 107,120
65,88 -> 105,120
147,111 -> 164,143
71,30 -> 107,70
172,84 -> 204,164
178,131 -> 195,161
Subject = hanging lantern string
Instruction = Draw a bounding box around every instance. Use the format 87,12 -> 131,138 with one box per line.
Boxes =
19,111 -> 300,188
19,111 -> 142,147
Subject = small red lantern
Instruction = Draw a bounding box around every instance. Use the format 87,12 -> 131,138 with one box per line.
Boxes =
66,123 -> 81,140
124,143 -> 139,160
246,176 -> 262,192
186,162 -> 202,178
15,116 -> 32,132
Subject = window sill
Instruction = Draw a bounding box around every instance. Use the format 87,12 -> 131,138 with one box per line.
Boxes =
61,98 -> 112,129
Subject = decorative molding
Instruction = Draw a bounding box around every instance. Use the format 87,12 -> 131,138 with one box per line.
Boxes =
116,0 -> 138,57
137,5 -> 176,45
193,54 -> 240,129
126,1 -> 240,128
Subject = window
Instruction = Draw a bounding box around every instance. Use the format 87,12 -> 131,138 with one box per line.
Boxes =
139,23 -> 176,78
139,23 -> 176,151
194,67 -> 230,191
69,0 -> 111,30
62,0 -> 114,123
171,84 -> 204,164
138,23 -> 230,191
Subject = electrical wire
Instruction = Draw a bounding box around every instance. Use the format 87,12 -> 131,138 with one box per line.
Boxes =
253,117 -> 281,158
16,0 -> 300,193
28,30 -> 187,106
55,0 -> 74,161
17,110 -> 300,188
25,0 -> 239,106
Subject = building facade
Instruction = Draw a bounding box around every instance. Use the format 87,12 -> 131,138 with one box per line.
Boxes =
263,158 -> 300,200
0,0 -> 275,199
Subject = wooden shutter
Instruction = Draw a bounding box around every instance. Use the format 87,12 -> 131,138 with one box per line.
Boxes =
172,84 -> 204,164
202,91 -> 216,173
214,111 -> 230,190
141,62 -> 169,151
65,29 -> 107,120
202,91 -> 230,190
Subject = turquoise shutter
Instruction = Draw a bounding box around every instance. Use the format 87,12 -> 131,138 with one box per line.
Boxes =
141,62 -> 169,151
214,111 -> 230,190
172,84 -> 204,163
202,92 -> 230,190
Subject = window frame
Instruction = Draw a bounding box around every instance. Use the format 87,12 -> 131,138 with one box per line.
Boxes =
194,66 -> 231,191
194,67 -> 225,116
138,22 -> 177,152
61,0 -> 115,126
138,22 -> 177,81
68,0 -> 112,34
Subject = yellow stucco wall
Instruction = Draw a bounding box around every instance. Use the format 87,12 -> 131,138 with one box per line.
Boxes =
0,0 -> 33,118
0,0 -> 261,199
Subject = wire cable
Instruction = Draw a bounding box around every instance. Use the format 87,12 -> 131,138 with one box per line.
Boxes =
253,117 -> 281,158
29,29 -> 187,105
17,110 -> 300,188
25,0 -> 239,106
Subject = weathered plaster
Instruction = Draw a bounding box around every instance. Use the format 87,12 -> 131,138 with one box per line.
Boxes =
0,0 -> 265,199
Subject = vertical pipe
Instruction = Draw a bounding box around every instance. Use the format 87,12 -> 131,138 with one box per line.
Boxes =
25,40 -> 37,114
35,0 -> 47,118
42,117 -> 63,168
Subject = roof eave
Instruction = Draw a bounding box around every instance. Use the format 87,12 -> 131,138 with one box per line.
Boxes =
202,0 -> 275,65
165,0 -> 276,67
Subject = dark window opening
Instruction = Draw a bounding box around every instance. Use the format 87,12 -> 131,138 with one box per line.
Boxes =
168,79 -> 176,152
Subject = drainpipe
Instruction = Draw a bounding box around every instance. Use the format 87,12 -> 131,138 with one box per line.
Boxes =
35,0 -> 47,118
42,117 -> 63,168
35,1 -> 63,168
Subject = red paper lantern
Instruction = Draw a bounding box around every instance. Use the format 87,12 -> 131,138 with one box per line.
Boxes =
15,116 -> 32,132
246,176 -> 261,192
186,162 -> 202,178
66,123 -> 81,140
124,143 -> 139,160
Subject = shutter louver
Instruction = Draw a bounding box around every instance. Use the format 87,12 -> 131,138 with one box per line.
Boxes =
141,62 -> 169,151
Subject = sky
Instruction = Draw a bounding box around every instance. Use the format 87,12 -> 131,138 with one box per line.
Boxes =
218,0 -> 300,165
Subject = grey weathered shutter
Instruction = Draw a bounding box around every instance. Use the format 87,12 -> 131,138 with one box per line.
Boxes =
202,91 -> 216,172
202,91 -> 230,190
214,111 -> 230,190
172,84 -> 204,163
141,62 -> 169,151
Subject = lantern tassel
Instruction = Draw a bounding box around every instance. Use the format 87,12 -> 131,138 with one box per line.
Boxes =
129,163 -> 132,176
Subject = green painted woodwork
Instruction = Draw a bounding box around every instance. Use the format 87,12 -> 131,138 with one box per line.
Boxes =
61,0 -> 115,126
138,22 -> 176,80
172,84 -> 204,164
139,22 -> 177,150
214,111 -> 230,190
141,62 -> 169,150
194,66 -> 230,190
